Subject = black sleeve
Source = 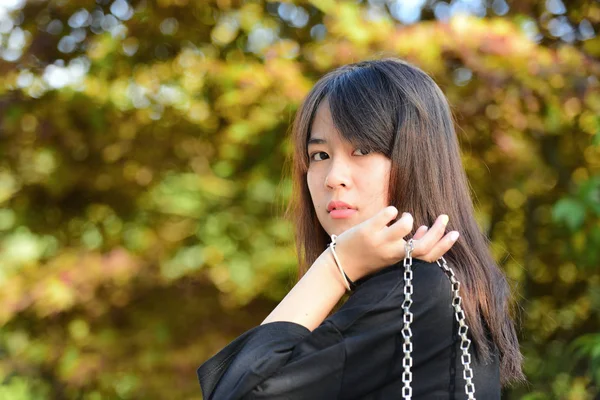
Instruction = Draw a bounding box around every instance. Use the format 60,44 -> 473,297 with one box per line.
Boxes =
197,260 -> 498,399
196,261 -> 434,400
197,320 -> 345,400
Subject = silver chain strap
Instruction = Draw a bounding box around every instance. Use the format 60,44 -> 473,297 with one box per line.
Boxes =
402,240 -> 476,399
437,256 -> 476,399
401,239 -> 415,399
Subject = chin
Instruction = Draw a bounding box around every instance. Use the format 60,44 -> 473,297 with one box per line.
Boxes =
325,224 -> 352,237
320,215 -> 360,237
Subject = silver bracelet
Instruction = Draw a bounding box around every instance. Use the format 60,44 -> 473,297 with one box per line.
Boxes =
329,234 -> 354,291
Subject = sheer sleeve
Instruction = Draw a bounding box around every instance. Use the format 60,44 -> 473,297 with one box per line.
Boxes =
197,320 -> 345,400
196,260 -> 413,400
197,260 -> 501,400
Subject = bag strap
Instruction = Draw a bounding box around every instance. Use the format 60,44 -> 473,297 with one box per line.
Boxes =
401,239 -> 476,399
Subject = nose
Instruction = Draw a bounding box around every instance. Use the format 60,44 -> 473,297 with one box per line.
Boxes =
325,159 -> 350,189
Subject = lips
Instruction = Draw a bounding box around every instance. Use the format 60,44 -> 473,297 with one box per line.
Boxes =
327,201 -> 356,212
327,201 -> 357,219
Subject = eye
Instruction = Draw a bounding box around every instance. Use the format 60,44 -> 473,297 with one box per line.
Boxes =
309,151 -> 329,162
353,148 -> 370,156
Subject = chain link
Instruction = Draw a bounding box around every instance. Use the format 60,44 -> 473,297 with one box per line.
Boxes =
401,245 -> 476,399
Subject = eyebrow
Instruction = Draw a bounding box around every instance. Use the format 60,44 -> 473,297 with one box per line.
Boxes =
307,138 -> 326,145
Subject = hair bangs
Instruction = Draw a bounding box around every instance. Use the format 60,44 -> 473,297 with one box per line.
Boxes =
326,67 -> 399,157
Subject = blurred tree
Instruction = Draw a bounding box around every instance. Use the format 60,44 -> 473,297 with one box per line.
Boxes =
0,0 -> 599,399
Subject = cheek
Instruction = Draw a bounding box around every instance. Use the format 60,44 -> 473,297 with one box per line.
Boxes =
306,171 -> 320,203
363,180 -> 387,202
362,162 -> 391,203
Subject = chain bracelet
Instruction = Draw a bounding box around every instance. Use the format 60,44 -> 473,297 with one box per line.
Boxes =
401,248 -> 476,399
401,239 -> 415,400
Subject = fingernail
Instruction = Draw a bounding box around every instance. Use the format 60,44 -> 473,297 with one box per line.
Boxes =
450,231 -> 459,241
420,225 -> 428,231
440,215 -> 449,226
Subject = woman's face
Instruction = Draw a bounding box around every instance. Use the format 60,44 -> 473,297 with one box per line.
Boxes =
307,100 -> 392,237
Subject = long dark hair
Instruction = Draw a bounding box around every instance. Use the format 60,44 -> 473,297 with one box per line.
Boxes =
287,58 -> 524,384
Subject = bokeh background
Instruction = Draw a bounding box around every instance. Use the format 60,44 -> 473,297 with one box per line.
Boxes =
0,0 -> 599,398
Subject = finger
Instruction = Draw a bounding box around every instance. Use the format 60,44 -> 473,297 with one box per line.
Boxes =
412,214 -> 449,255
368,206 -> 399,231
412,225 -> 429,240
383,211 -> 414,240
417,230 -> 460,262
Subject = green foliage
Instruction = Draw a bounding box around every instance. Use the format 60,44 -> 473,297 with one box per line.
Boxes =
0,0 -> 599,398
0,377 -> 37,400
573,333 -> 600,384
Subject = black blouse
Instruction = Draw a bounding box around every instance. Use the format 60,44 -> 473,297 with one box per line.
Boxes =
197,260 -> 501,399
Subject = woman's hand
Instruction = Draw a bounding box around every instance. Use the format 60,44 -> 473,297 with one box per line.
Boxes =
332,206 -> 459,281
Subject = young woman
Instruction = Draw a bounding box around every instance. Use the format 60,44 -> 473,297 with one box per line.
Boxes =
197,58 -> 524,399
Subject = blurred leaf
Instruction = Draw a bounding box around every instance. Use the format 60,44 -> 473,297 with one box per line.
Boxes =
552,197 -> 587,231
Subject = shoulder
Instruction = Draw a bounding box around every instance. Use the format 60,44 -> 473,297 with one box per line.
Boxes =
354,259 -> 452,298
327,259 -> 453,332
